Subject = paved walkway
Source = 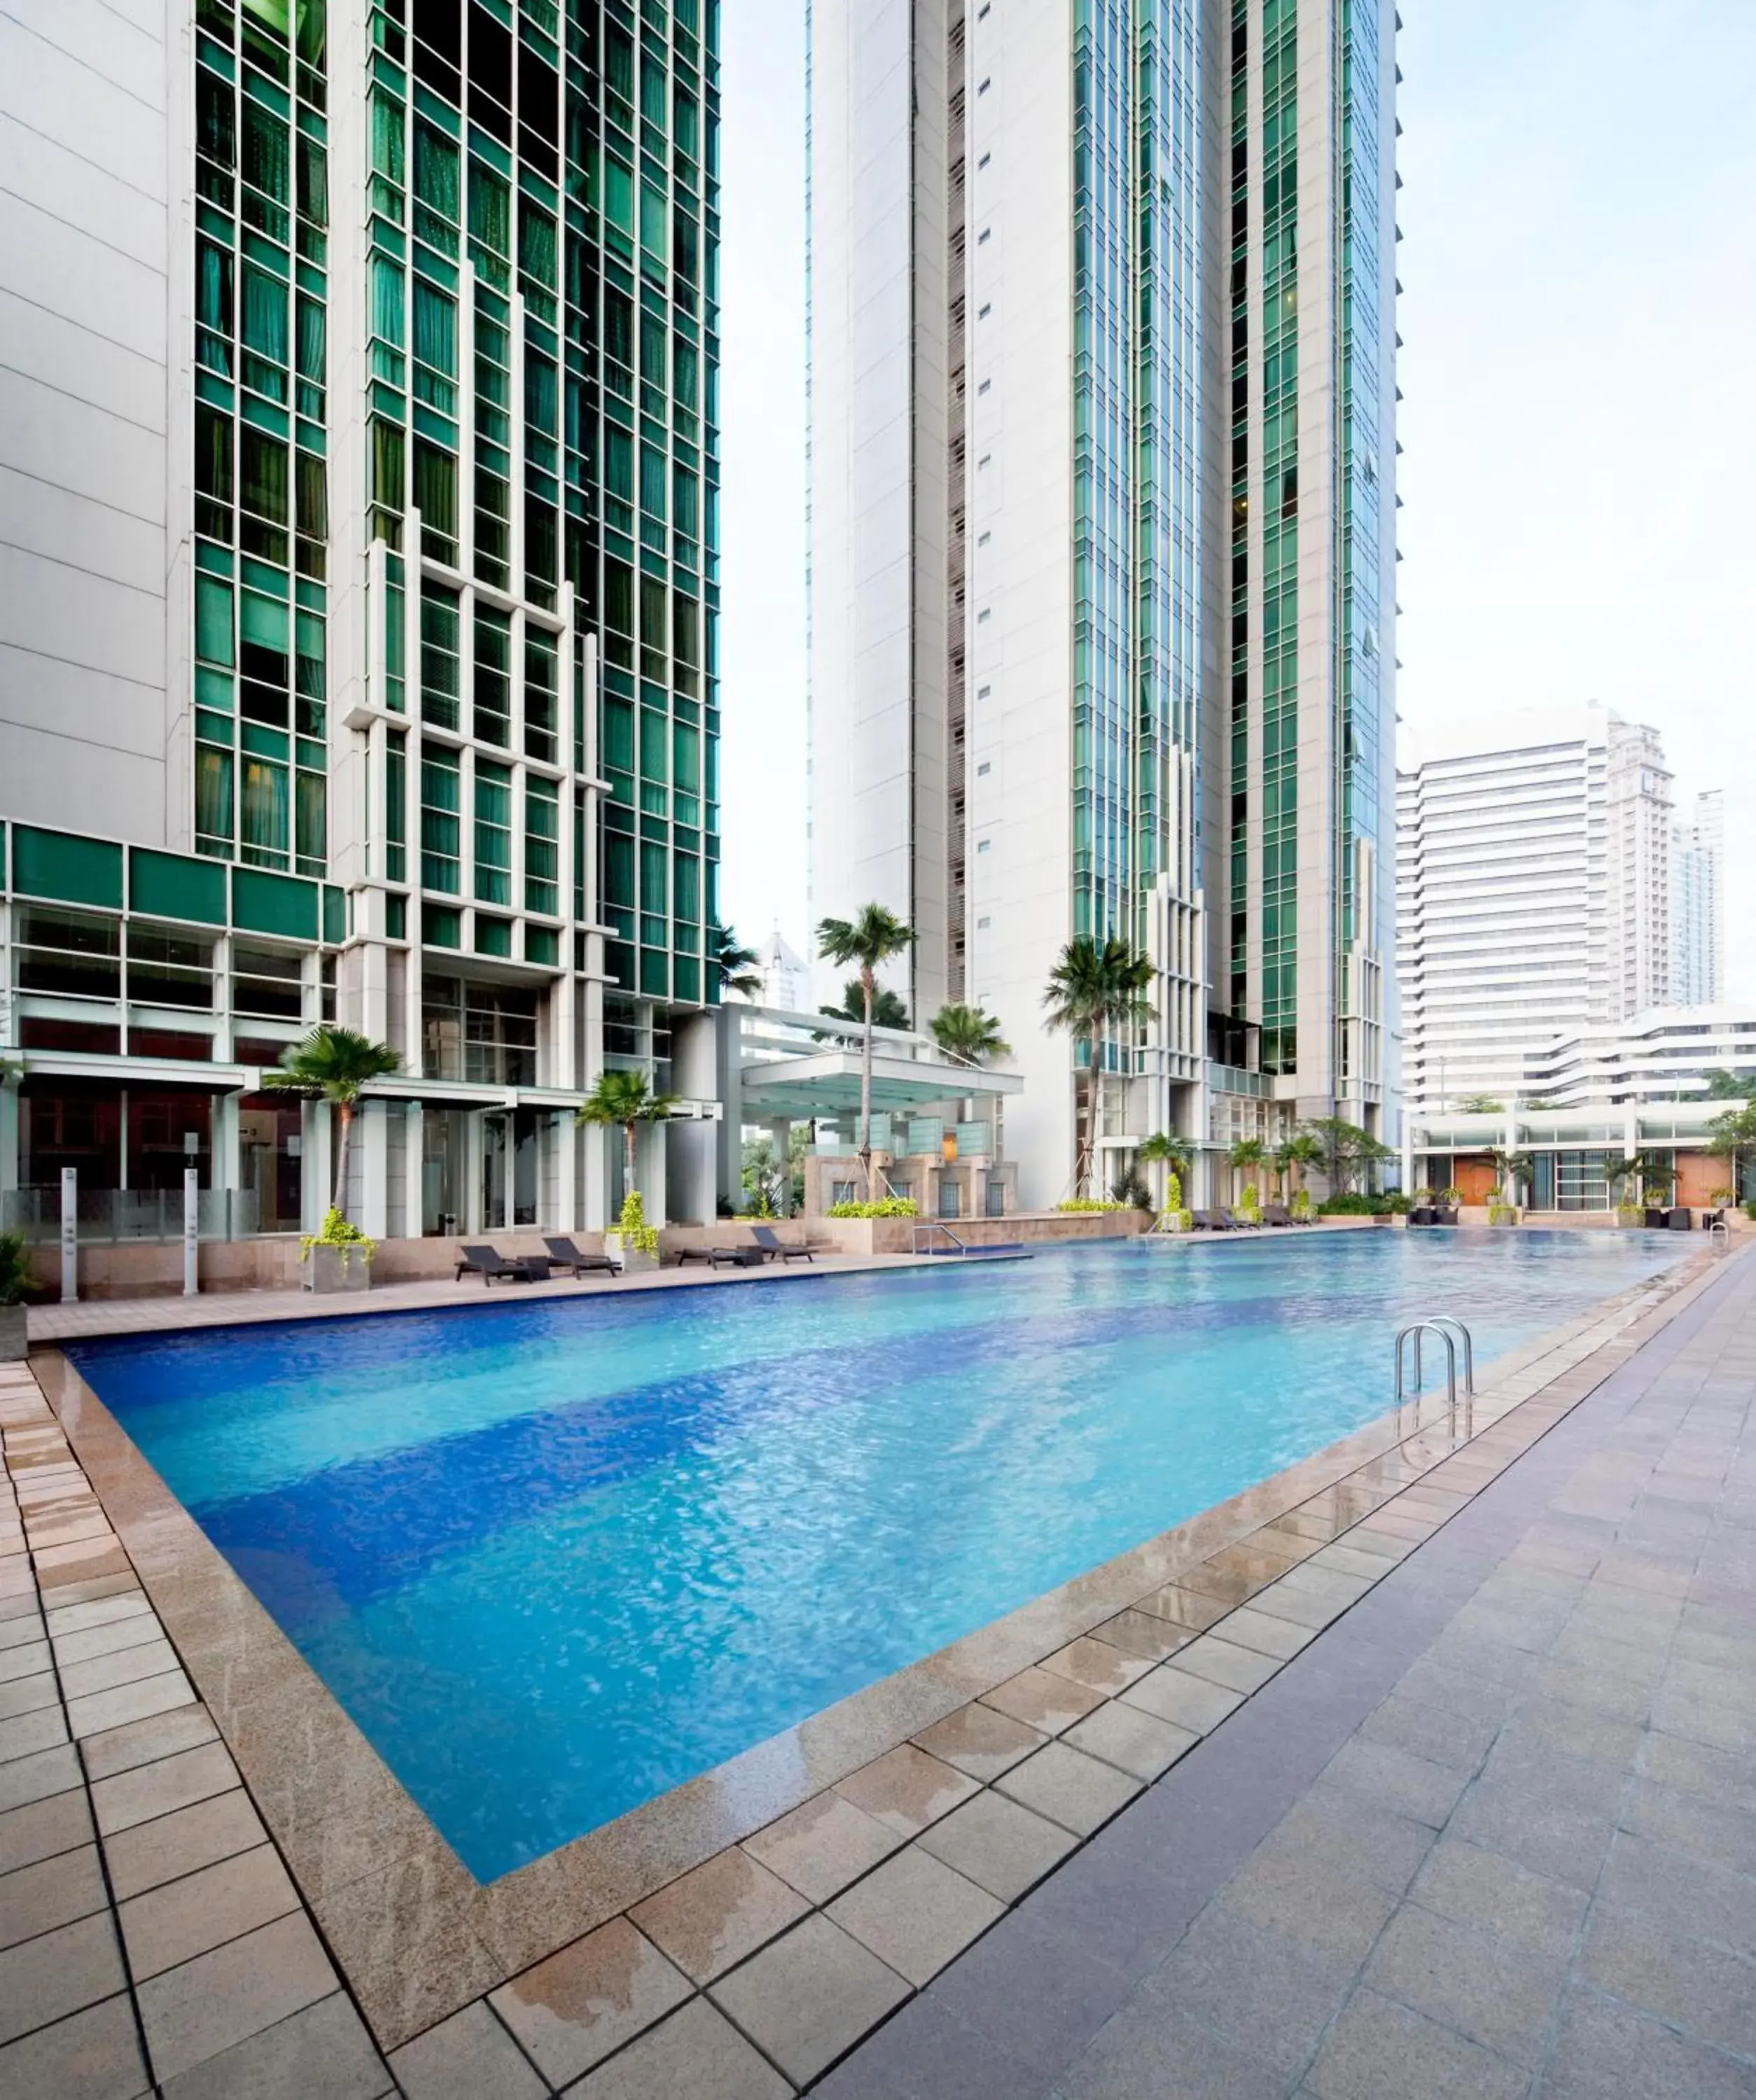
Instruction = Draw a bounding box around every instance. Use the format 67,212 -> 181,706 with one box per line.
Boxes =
820,1251 -> 1756,2099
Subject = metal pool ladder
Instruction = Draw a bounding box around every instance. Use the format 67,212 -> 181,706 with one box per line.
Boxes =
913,1221 -> 968,1256
1394,1315 -> 1475,1418
1708,1220 -> 1731,1255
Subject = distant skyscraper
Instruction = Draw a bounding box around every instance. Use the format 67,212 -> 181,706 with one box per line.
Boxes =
1398,706 -> 1701,1113
1671,790 -> 1724,1006
807,0 -> 1400,1206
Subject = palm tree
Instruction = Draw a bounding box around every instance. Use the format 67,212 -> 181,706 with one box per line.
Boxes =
1707,1102 -> 1756,1204
576,1068 -> 679,1208
929,1003 -> 1010,1065
1137,1132 -> 1192,1215
713,927 -> 763,1000
1274,1132 -> 1324,1196
1486,1147 -> 1535,1203
263,1025 -> 403,1218
816,904 -> 917,1196
1042,935 -> 1156,1196
820,981 -> 912,1030
1229,1138 -> 1267,1205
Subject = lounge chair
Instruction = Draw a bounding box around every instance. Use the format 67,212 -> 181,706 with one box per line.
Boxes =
674,1244 -> 767,1268
748,1225 -> 818,1263
1262,1203 -> 1293,1228
542,1236 -> 622,1278
1666,1207 -> 1694,1231
454,1244 -> 546,1285
1643,1208 -> 1668,1228
1191,1209 -> 1234,1231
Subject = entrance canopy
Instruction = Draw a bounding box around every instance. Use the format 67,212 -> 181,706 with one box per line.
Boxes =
727,1004 -> 1022,1123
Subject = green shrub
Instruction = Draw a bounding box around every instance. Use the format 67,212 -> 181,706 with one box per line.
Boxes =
1055,1199 -> 1129,1213
827,1197 -> 919,1218
0,1230 -> 41,1308
300,1208 -> 376,1263
1385,1191 -> 1412,1214
1317,1191 -> 1398,1217
608,1189 -> 660,1257
1289,1189 -> 1313,1220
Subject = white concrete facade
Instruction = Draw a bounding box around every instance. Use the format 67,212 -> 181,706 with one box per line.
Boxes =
809,0 -> 1400,1207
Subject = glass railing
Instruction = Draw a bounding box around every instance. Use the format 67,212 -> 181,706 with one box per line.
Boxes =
1,1186 -> 266,1245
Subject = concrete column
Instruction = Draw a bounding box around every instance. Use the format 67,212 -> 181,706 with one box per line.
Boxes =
582,1121 -> 606,1231
555,1110 -> 578,1229
403,1102 -> 425,1238
769,1117 -> 793,1217
715,1007 -> 743,1214
358,1098 -> 389,1240
1,1084 -> 22,1200
668,1012 -> 718,1226
464,1111 -> 485,1234
639,1119 -> 668,1226
302,1100 -> 330,1232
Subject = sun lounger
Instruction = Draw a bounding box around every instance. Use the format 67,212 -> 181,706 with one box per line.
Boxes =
542,1236 -> 622,1278
1262,1204 -> 1293,1227
1190,1209 -> 1232,1231
674,1244 -> 767,1268
748,1225 -> 818,1262
454,1244 -> 546,1284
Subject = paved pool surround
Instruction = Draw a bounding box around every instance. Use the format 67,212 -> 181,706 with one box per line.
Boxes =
0,1240 -> 1736,2095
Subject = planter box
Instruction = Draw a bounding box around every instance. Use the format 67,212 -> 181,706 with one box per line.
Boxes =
605,1233 -> 658,1275
301,1245 -> 372,1294
0,1305 -> 26,1362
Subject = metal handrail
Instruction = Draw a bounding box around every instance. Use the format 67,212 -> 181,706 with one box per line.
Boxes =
912,1221 -> 968,1256
1395,1321 -> 1459,1413
1708,1220 -> 1730,1254
1423,1315 -> 1476,1395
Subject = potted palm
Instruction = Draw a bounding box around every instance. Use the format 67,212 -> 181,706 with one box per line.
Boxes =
578,1068 -> 678,1273
0,1231 -> 40,1362
266,1026 -> 403,1292
1138,1133 -> 1192,1228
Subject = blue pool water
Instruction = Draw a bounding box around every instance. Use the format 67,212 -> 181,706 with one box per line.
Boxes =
69,1229 -> 1687,1879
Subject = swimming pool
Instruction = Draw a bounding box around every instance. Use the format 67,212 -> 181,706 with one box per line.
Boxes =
69,1228 -> 1687,1879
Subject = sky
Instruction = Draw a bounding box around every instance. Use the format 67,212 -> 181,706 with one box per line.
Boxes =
716,1 -> 1756,995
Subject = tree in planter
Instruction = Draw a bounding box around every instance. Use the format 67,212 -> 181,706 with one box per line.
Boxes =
1457,1094 -> 1505,1114
577,1070 -> 679,1245
1137,1133 -> 1192,1218
1486,1147 -> 1535,1207
264,1026 -> 403,1225
1228,1138 -> 1267,1207
1042,936 -> 1156,1199
1274,1131 -> 1325,1199
1707,1102 -> 1756,1209
816,904 -> 917,1200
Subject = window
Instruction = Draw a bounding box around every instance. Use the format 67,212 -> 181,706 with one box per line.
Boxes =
233,944 -> 304,1021
977,227 -> 991,244
412,439 -> 457,563
525,777 -> 558,915
385,732 -> 407,884
474,760 -> 511,904
421,974 -> 537,1084
420,586 -> 461,729
420,742 -> 461,892
13,909 -> 121,1000
977,378 -> 991,394
977,762 -> 991,776
473,608 -> 511,745
524,627 -> 557,762
195,746 -> 232,848
239,757 -> 289,866
977,839 -> 992,854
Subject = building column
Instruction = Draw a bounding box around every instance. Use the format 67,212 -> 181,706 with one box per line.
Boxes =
667,1011 -> 718,1226
403,1102 -> 425,1237
0,1084 -> 18,1202
639,1118 -> 668,1226
769,1116 -> 793,1217
555,1109 -> 578,1230
358,1098 -> 389,1240
582,1120 -> 607,1231
301,1100 -> 330,1233
715,1007 -> 743,1214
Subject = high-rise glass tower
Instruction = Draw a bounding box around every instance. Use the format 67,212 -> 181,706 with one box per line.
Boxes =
0,0 -> 723,1236
808,0 -> 1399,1207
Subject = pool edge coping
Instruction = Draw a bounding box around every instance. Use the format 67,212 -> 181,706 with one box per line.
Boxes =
24,1238 -> 1732,2064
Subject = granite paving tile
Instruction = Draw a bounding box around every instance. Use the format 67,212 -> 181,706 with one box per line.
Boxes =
0,1641 -> 48,1686
1144,1900 -> 1353,2078
1117,1662 -> 1243,1735
155,1991 -> 393,2100
741,1790 -> 905,1905
832,1741 -> 982,1836
118,1842 -> 300,1982
488,1917 -> 692,2089
78,1702 -> 218,1782
0,1841 -> 108,1952
0,1670 -> 59,1721
1215,1606 -> 1321,1662
709,1912 -> 910,2089
0,1910 -> 126,2047
48,1614 -> 165,1670
101,1788 -> 268,1903
1038,1635 -> 1155,1698
1577,1906 -> 1756,2062
0,1784 -> 94,1875
979,1666 -> 1106,1736
1363,1902 -> 1565,2064
90,1740 -> 238,1835
1165,1633 -> 1284,1695
1320,1735 -> 1470,1828
994,1740 -> 1141,1837
916,1788 -> 1078,1903
629,1846 -> 810,1985
0,1992 -> 149,2100
1538,1981 -> 1756,2100
826,1844 -> 1006,1985
58,1638 -> 181,1702
912,1701 -> 1047,1782
1053,1998 -> 1290,2100
64,1669 -> 195,1742
1090,1607 -> 1200,1662
1409,1837 -> 1589,1960
0,1704 -> 69,1763
1062,1698 -> 1200,1782
1304,1986 -> 1528,2100
564,1996 -> 789,2099
134,1911 -> 337,2085
387,2002 -> 548,2100
0,1742 -> 80,1814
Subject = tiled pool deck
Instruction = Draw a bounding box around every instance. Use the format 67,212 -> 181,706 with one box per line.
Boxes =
0,1240 -> 1748,2096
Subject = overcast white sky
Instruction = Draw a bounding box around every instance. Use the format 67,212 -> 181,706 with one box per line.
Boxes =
716,1 -> 1756,995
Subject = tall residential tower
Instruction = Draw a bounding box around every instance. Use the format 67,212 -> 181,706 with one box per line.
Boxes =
0,0 -> 723,1239
807,0 -> 1400,1206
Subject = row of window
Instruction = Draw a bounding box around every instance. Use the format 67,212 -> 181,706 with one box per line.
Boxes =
11,908 -> 313,1021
